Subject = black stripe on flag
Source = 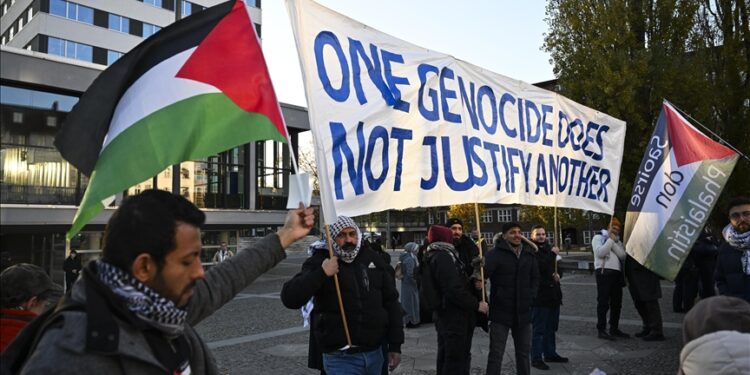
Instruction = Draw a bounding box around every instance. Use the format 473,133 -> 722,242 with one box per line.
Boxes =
54,0 -> 236,176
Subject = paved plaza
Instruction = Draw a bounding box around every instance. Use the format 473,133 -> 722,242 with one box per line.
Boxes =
195,250 -> 685,375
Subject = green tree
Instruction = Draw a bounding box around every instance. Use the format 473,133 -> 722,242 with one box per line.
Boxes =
544,0 -> 748,225
447,203 -> 484,231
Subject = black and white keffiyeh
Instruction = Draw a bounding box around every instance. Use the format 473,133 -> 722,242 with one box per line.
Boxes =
329,216 -> 362,263
96,260 -> 187,336
723,224 -> 750,275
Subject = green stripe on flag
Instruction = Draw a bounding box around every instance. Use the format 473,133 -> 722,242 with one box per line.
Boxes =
643,157 -> 737,280
68,93 -> 286,238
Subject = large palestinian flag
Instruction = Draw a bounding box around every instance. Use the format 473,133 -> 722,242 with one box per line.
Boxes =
623,101 -> 738,280
55,0 -> 287,238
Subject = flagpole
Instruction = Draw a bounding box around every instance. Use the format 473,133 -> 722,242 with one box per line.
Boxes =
473,203 -> 486,303
665,100 -> 750,163
324,224 -> 353,347
554,206 -> 559,274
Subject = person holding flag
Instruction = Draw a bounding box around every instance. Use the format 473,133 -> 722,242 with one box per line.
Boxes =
11,190 -> 315,373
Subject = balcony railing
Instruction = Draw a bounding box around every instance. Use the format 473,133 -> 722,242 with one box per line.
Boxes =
0,183 -> 77,205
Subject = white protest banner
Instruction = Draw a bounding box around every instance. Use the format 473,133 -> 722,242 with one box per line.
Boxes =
287,0 -> 626,223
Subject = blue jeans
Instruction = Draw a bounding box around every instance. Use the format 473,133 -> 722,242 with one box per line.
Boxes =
323,348 -> 384,375
531,306 -> 560,361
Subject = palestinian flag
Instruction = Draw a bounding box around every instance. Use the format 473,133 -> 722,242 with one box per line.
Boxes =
623,101 -> 738,280
55,0 -> 287,238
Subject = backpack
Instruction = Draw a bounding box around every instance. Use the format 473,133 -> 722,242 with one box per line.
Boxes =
419,252 -> 443,311
394,262 -> 404,280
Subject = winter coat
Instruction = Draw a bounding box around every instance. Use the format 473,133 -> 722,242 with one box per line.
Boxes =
0,309 -> 37,352
399,252 -> 419,325
63,256 -> 82,277
715,242 -> 750,302
424,242 -> 479,314
280,247 -> 404,354
454,235 -> 479,279
19,234 -> 286,374
532,242 -> 562,307
485,240 -> 540,327
592,233 -> 626,271
624,255 -> 662,302
679,330 -> 750,375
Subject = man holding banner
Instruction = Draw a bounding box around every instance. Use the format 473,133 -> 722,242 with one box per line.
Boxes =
715,196 -> 750,302
592,218 -> 628,340
280,216 -> 404,374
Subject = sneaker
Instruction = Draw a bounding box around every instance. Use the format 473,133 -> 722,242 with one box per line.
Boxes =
642,332 -> 665,341
634,329 -> 651,338
598,330 -> 615,341
545,355 -> 569,363
610,328 -> 630,338
532,360 -> 550,370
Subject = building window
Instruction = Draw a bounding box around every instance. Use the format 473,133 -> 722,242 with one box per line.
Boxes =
481,210 -> 493,223
143,0 -> 162,7
583,230 -> 592,245
142,23 -> 161,38
1,36 -> 5,45
496,209 -> 512,223
9,25 -> 14,39
27,6 -> 33,21
17,17 -> 23,31
12,112 -> 23,123
48,37 -> 93,62
481,232 -> 493,242
181,1 -> 192,16
46,116 -> 57,127
428,213 -> 434,225
522,231 -> 530,239
108,14 -> 129,33
107,50 -> 123,65
49,0 -> 93,25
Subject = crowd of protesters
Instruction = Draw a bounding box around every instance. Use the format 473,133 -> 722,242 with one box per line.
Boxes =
1,193 -> 749,375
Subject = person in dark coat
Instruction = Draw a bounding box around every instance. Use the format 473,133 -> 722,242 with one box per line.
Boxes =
62,249 -> 82,292
715,196 -> 750,303
446,218 -> 487,332
423,224 -> 487,375
625,255 -> 664,341
673,228 -> 719,312
529,225 -> 568,370
485,222 -> 540,375
280,216 -> 404,374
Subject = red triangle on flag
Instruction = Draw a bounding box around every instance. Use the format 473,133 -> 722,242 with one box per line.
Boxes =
176,0 -> 286,137
664,103 -> 735,166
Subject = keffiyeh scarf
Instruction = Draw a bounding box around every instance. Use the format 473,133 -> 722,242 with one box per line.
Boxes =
723,224 -> 750,275
97,260 -> 188,336
329,216 -> 362,263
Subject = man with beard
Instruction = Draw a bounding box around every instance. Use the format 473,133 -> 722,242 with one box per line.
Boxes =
14,189 -> 315,374
485,222 -> 539,375
423,224 -> 488,375
446,218 -> 479,279
529,225 -> 568,370
281,216 -> 404,375
715,196 -> 750,303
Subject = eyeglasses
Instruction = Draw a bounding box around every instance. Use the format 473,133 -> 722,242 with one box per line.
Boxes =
729,211 -> 750,221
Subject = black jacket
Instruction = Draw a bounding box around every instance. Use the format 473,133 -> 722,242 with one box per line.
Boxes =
454,235 -> 479,279
424,242 -> 479,314
715,242 -> 750,302
63,256 -> 82,276
625,255 -> 662,302
532,242 -> 562,307
280,247 -> 404,353
485,240 -> 539,326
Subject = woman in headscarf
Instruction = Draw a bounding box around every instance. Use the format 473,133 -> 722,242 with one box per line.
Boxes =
400,242 -> 421,328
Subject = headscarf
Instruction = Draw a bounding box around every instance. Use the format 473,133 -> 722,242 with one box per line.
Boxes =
329,216 -> 362,263
403,242 -> 419,267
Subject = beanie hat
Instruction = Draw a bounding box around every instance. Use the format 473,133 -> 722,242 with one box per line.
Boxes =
427,225 -> 453,244
446,218 -> 463,227
679,330 -> 750,375
682,296 -> 750,344
502,222 -> 522,234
